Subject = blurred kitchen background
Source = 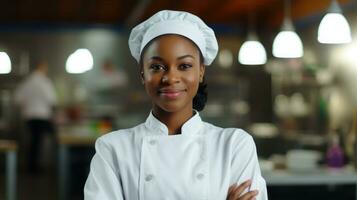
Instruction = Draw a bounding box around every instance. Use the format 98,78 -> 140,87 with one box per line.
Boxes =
1,0 -> 357,199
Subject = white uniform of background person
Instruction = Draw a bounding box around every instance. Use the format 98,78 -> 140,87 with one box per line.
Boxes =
15,69 -> 56,120
84,10 -> 268,200
15,62 -> 57,173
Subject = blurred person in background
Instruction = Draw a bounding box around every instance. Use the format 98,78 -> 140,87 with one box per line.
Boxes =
97,60 -> 128,90
15,61 -> 57,174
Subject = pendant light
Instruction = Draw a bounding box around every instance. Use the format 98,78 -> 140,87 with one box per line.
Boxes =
238,32 -> 267,65
0,52 -> 11,74
318,0 -> 351,44
238,15 -> 267,65
272,0 -> 303,58
66,48 -> 94,74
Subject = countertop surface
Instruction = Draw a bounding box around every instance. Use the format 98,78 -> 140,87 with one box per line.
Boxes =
263,166 -> 357,185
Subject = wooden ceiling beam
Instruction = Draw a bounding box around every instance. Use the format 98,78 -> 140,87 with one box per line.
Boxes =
174,0 -> 218,20
125,0 -> 153,26
137,0 -> 172,24
15,0 -> 58,21
265,0 -> 352,29
206,0 -> 280,23
2,0 -> 355,27
0,0 -> 19,21
90,0 -> 122,23
58,0 -> 85,22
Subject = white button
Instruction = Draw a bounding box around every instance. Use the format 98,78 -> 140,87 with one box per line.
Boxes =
145,174 -> 154,181
149,140 -> 156,145
196,173 -> 205,180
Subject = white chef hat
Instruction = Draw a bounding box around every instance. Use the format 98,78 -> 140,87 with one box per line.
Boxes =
128,10 -> 218,66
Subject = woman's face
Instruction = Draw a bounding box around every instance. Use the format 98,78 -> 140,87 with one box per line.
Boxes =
141,34 -> 205,113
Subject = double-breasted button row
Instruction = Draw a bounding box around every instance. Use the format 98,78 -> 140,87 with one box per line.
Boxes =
144,172 -> 204,182
196,173 -> 205,180
149,139 -> 157,145
145,174 -> 154,182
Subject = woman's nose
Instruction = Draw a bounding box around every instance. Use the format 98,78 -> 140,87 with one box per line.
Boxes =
161,68 -> 180,84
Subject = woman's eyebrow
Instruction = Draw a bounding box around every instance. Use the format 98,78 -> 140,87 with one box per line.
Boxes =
149,56 -> 164,61
149,55 -> 194,61
177,55 -> 194,60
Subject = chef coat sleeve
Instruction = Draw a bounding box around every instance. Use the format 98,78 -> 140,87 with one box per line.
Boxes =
230,132 -> 268,200
84,138 -> 124,200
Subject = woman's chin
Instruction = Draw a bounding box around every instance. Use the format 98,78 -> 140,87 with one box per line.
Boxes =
155,102 -> 190,113
158,105 -> 182,113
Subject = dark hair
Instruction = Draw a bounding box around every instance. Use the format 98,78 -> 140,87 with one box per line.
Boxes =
192,52 -> 208,111
139,35 -> 208,111
193,77 -> 207,111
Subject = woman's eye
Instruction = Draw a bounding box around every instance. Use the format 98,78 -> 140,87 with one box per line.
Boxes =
150,64 -> 165,71
179,63 -> 192,70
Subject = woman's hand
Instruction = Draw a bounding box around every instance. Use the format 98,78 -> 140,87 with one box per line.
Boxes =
227,180 -> 259,200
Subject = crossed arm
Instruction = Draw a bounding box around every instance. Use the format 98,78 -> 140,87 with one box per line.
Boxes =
227,180 -> 259,200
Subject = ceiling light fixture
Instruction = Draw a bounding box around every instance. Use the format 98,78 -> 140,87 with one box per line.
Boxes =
318,0 -> 352,44
0,52 -> 11,74
66,49 -> 94,74
272,0 -> 303,58
238,32 -> 267,65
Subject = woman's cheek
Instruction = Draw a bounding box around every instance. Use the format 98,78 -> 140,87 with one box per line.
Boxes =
186,71 -> 200,83
185,75 -> 200,93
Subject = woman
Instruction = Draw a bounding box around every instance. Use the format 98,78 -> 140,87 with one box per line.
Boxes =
84,10 -> 268,200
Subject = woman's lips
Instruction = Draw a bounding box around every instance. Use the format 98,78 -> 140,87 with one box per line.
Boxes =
158,89 -> 185,99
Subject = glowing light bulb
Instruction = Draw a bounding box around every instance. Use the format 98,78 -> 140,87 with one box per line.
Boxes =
238,39 -> 267,65
66,49 -> 94,74
0,52 -> 11,74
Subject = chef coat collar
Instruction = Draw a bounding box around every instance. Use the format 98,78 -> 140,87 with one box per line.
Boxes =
144,110 -> 203,135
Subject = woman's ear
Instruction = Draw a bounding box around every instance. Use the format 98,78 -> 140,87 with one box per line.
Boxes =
140,71 -> 145,84
199,64 -> 205,83
139,65 -> 145,84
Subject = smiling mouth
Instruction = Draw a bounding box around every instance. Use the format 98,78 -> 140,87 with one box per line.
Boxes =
158,89 -> 186,99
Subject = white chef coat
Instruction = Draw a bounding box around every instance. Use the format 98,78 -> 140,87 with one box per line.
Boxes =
84,111 -> 268,200
15,72 -> 57,120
